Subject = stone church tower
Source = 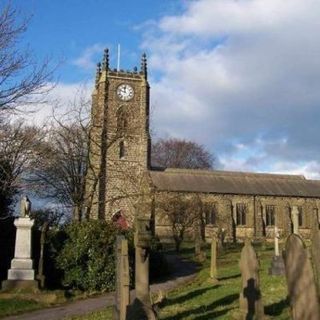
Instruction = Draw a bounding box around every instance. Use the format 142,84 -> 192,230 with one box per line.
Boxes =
85,49 -> 151,222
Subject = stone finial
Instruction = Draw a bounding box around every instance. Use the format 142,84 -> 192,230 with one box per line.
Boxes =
101,48 -> 109,71
20,195 -> 31,218
95,62 -> 101,87
140,53 -> 147,78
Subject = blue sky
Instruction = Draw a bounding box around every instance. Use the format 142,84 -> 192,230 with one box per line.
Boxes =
8,0 -> 320,179
13,0 -> 182,83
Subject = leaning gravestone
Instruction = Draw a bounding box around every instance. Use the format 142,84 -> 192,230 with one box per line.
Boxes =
239,239 -> 264,320
126,213 -> 157,320
283,234 -> 320,320
210,233 -> 217,281
311,221 -> 320,298
2,196 -> 38,290
269,226 -> 285,276
113,236 -> 130,320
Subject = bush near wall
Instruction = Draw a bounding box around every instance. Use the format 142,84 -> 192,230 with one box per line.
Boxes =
55,220 -> 134,292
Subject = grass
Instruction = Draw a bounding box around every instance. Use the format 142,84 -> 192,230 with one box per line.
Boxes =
158,243 -> 290,320
0,298 -> 43,318
64,307 -> 113,320
0,290 -> 102,318
0,244 -> 290,320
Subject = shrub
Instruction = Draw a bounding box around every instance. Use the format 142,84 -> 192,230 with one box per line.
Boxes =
56,220 -> 133,292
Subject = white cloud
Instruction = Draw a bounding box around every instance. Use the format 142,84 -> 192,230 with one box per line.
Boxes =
18,82 -> 91,126
72,43 -> 106,70
144,0 -> 320,179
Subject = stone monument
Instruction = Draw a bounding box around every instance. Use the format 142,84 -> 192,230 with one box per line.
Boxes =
311,219 -> 320,297
126,211 -> 157,320
291,206 -> 299,235
239,238 -> 264,320
2,196 -> 38,290
283,234 -> 320,320
113,235 -> 130,320
210,233 -> 217,282
268,226 -> 285,275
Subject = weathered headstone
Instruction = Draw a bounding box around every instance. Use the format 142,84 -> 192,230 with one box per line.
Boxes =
310,222 -> 320,301
291,206 -> 299,235
269,226 -> 285,276
239,239 -> 264,320
283,234 -> 320,320
126,213 -> 157,320
194,224 -> 206,262
210,234 -> 217,281
2,196 -> 38,290
113,236 -> 130,320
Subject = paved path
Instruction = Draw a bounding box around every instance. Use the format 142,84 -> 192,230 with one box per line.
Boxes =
3,254 -> 198,320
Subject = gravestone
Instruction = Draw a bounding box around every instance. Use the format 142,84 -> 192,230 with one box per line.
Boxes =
310,222 -> 320,301
194,224 -> 206,262
283,234 -> 320,320
126,213 -> 157,320
113,236 -> 130,320
291,206 -> 299,235
210,234 -> 217,281
2,196 -> 38,290
269,226 -> 285,275
239,239 -> 264,320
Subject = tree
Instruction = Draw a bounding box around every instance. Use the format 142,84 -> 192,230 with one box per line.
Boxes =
0,121 -> 43,217
157,193 -> 202,252
151,138 -> 215,169
29,103 -> 89,221
0,3 -> 54,114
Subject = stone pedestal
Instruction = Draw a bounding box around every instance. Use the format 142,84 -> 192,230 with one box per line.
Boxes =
2,217 -> 38,290
269,256 -> 285,276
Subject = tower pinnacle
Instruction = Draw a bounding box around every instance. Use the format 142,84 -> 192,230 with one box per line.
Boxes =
102,48 -> 109,71
140,53 -> 147,78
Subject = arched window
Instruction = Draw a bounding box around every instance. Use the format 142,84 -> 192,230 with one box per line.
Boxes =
117,106 -> 128,132
236,203 -> 247,226
266,205 -> 275,226
298,206 -> 303,226
119,141 -> 126,159
205,204 -> 217,225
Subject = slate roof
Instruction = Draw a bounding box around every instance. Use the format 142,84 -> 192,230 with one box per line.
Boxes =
149,168 -> 320,198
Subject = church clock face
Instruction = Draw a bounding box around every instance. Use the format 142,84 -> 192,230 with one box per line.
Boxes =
117,84 -> 134,101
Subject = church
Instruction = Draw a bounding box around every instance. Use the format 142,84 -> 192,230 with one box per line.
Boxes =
84,49 -> 320,242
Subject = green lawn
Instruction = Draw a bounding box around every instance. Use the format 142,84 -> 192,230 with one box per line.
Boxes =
64,307 -> 113,320
0,244 -> 290,320
158,243 -> 290,320
63,243 -> 290,320
0,298 -> 44,318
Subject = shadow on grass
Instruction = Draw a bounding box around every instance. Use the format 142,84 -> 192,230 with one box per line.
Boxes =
160,285 -> 220,307
217,273 -> 241,281
264,297 -> 289,316
162,293 -> 238,320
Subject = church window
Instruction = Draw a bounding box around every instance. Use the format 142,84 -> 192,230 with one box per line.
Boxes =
266,205 -> 275,226
119,141 -> 126,159
236,203 -> 247,225
298,206 -> 303,226
117,106 -> 128,133
205,205 -> 217,225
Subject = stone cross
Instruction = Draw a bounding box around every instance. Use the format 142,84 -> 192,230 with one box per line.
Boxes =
274,226 -> 280,257
113,235 -> 130,320
283,234 -> 320,320
268,226 -> 285,276
126,214 -> 157,320
210,234 -> 217,281
291,206 -> 299,235
239,238 -> 264,320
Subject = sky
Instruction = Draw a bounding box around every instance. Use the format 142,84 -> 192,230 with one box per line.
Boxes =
7,0 -> 320,179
